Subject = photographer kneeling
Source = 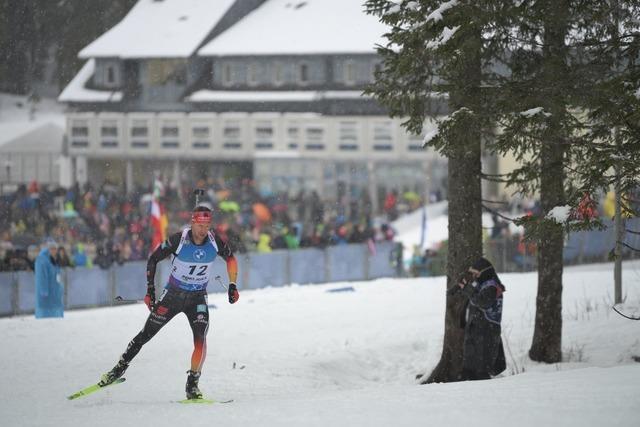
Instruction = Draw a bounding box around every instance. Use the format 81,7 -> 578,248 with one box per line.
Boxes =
453,257 -> 506,380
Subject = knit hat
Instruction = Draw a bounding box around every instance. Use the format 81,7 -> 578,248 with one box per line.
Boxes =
471,257 -> 493,273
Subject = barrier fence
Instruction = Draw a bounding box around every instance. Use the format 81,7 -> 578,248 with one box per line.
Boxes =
0,241 -> 401,317
4,218 -> 640,317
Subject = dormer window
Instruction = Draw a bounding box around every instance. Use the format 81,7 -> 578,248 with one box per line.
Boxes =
344,60 -> 355,86
273,63 -> 284,86
106,66 -> 116,84
298,63 -> 309,85
248,63 -> 259,86
372,62 -> 383,81
222,63 -> 233,86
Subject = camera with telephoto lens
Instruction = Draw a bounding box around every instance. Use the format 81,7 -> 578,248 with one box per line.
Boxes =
459,270 -> 475,286
446,270 -> 475,296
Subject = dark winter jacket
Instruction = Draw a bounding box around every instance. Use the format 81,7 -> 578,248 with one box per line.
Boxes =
459,258 -> 506,379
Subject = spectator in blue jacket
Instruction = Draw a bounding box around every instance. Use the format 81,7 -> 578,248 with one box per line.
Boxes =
35,239 -> 64,318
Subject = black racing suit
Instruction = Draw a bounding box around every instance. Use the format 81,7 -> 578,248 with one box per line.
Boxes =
118,230 -> 234,372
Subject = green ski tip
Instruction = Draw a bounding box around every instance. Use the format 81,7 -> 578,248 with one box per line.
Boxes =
67,378 -> 126,400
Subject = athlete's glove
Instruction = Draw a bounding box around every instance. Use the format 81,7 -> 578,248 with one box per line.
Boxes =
228,283 -> 239,304
144,285 -> 155,311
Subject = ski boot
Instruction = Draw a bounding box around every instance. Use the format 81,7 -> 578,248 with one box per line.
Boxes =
99,359 -> 129,386
185,370 -> 203,400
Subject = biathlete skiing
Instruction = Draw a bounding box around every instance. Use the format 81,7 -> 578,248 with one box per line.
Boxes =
98,205 -> 239,400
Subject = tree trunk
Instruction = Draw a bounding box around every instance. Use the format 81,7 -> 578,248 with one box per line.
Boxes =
529,136 -> 565,363
423,28 -> 484,383
528,0 -> 568,363
423,131 -> 483,383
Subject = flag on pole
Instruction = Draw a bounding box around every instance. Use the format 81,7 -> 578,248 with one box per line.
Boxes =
150,179 -> 167,251
419,205 -> 427,248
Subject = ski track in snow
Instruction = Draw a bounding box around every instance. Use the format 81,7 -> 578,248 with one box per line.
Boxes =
1,261 -> 640,426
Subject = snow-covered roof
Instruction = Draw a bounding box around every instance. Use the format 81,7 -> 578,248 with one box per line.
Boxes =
79,0 -> 236,59
0,123 -> 64,153
58,60 -> 123,103
198,0 -> 388,56
0,93 -> 65,148
186,90 -> 368,102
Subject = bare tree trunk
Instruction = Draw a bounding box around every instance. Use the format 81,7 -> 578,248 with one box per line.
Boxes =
528,0 -> 568,363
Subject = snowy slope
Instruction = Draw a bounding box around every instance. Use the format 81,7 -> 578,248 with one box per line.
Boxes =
1,262 -> 639,427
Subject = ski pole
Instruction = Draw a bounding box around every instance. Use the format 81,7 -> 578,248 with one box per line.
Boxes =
113,295 -> 141,303
214,275 -> 228,291
193,188 -> 205,208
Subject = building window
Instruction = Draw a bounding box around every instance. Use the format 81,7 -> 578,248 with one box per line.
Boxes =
223,122 -> 241,139
223,142 -> 242,149
101,120 -> 118,137
131,120 -> 148,148
248,63 -> 259,86
255,123 -> 273,140
373,121 -> 393,150
193,142 -> 210,149
147,59 -> 187,86
408,132 -> 424,151
255,142 -> 273,150
192,126 -> 210,139
71,126 -> 88,137
131,124 -> 148,138
101,141 -> 118,148
161,121 -> 179,138
286,126 -> 299,150
339,144 -> 358,151
372,62 -> 383,81
273,63 -> 284,86
339,121 -> 358,144
305,144 -> 325,151
344,60 -> 355,85
106,65 -> 117,85
306,126 -> 324,143
222,64 -> 233,86
71,141 -> 88,148
161,120 -> 179,148
298,63 -> 309,84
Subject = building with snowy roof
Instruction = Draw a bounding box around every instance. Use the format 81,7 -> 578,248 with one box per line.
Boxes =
59,0 -> 448,209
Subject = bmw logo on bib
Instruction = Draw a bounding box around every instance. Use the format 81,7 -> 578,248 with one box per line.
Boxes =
193,249 -> 206,261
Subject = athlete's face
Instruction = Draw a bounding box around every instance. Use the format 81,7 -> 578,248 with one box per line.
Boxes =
191,221 -> 210,243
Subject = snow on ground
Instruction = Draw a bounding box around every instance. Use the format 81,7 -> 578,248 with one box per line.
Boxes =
392,201 -> 525,261
1,261 -> 640,427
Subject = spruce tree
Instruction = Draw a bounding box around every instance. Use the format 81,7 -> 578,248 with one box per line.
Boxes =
365,0 -> 514,382
492,1 -> 640,363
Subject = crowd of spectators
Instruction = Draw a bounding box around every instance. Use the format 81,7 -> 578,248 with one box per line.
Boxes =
0,178 -> 421,272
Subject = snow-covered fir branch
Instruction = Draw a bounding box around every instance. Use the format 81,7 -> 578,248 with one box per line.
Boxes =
426,0 -> 459,23
519,107 -> 552,118
426,26 -> 460,49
